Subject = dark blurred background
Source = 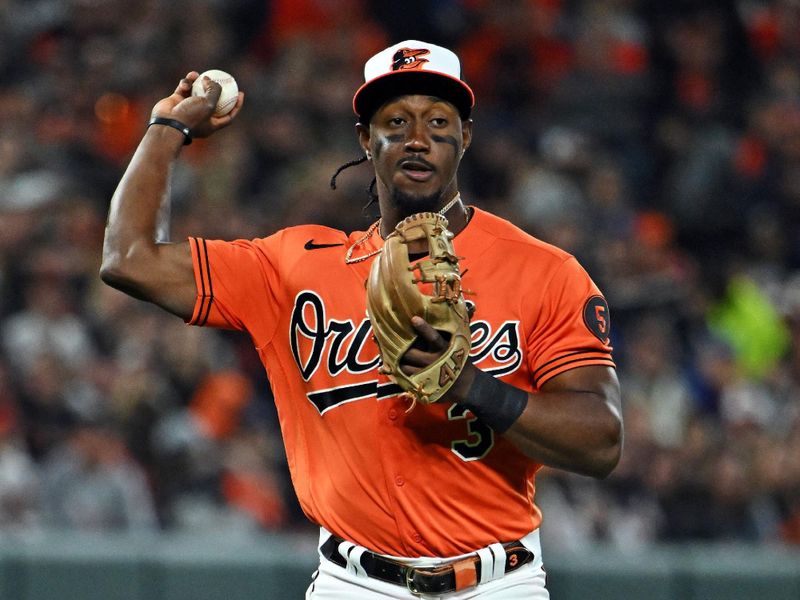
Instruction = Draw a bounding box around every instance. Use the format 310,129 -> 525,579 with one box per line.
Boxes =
0,0 -> 799,555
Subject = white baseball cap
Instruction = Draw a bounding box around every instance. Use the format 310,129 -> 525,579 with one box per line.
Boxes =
352,40 -> 475,122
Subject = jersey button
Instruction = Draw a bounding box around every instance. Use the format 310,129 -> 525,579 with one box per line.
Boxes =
388,409 -> 398,421
395,476 -> 405,487
412,532 -> 422,543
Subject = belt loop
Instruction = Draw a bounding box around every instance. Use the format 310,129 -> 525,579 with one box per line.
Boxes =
476,547 -> 494,584
337,541 -> 358,577
348,546 -> 368,578
488,543 -> 506,580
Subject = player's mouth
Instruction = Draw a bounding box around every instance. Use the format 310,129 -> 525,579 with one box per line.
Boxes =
399,158 -> 435,182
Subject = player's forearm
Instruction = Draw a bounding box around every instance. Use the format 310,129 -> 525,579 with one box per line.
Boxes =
502,388 -> 622,478
455,364 -> 622,478
101,126 -> 184,288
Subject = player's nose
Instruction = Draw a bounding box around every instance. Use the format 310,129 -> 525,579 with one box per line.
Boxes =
404,121 -> 431,152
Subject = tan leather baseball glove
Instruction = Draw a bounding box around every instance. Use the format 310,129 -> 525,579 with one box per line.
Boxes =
366,212 -> 472,406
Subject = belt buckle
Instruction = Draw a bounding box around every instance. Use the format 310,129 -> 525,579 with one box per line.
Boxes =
405,559 -> 477,596
404,564 -> 448,596
405,566 -> 422,596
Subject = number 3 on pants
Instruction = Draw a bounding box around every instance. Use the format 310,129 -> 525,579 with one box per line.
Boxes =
448,404 -> 495,461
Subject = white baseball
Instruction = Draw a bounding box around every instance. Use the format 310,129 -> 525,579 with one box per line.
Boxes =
191,69 -> 238,116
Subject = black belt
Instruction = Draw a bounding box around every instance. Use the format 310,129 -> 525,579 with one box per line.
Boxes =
319,534 -> 533,595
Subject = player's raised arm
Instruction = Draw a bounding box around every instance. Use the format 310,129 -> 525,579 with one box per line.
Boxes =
100,72 -> 244,319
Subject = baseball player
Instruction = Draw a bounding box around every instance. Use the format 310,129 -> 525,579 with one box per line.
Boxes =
101,40 -> 622,599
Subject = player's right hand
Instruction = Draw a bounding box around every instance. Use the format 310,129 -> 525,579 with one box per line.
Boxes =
150,71 -> 245,139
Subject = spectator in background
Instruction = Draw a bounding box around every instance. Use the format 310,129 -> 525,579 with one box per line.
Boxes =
0,358 -> 40,531
39,416 -> 158,531
619,314 -> 695,449
2,275 -> 95,378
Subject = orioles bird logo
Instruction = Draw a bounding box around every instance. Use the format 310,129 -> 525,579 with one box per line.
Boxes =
391,48 -> 430,71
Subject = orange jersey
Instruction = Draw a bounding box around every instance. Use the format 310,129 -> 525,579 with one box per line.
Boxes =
188,207 -> 614,557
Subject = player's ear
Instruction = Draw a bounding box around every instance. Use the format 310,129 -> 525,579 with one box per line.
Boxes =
460,118 -> 473,156
356,122 -> 371,159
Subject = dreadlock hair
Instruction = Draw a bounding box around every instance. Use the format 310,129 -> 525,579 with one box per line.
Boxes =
330,155 -> 379,213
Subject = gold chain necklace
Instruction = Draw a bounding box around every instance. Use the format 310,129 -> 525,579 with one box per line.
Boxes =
344,219 -> 383,264
344,193 -> 464,264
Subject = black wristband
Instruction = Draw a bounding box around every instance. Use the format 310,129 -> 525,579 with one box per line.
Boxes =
462,368 -> 528,433
147,116 -> 192,145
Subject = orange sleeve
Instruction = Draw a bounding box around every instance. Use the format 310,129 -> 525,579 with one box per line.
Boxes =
187,236 -> 282,340
527,256 -> 615,388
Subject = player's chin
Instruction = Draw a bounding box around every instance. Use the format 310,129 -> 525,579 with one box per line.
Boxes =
391,183 -> 443,214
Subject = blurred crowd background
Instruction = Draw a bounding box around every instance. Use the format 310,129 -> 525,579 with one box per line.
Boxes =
1,0 -> 799,552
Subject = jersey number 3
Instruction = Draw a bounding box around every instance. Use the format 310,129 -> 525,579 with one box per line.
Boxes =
448,404 -> 495,461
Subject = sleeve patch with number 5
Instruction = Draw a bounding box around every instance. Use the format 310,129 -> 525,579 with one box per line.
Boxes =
583,296 -> 611,343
